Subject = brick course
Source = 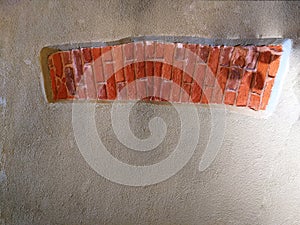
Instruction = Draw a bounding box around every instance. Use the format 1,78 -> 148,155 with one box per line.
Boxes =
47,41 -> 283,111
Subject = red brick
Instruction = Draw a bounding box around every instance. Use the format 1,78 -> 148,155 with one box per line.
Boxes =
83,64 -> 96,99
135,42 -> 145,78
145,61 -> 154,76
113,45 -> 125,82
145,41 -> 155,59
116,82 -> 127,100
153,77 -> 162,98
236,71 -> 253,106
53,53 -> 63,78
154,62 -> 163,77
155,42 -> 164,58
160,80 -> 172,101
172,67 -> 183,85
161,43 -> 175,79
62,51 -> 72,65
64,67 -> 76,96
72,50 -> 83,85
175,43 -> 185,60
123,43 -> 134,61
226,67 -> 242,91
193,64 -> 206,88
245,46 -> 258,69
126,79 -> 137,100
103,63 -> 114,80
248,93 -> 261,110
219,46 -> 233,66
76,86 -> 86,100
201,86 -> 213,104
181,83 -> 192,102
92,47 -> 101,60
261,78 -> 275,110
170,84 -> 181,103
81,48 -> 92,63
50,68 -> 57,100
197,45 -> 210,63
56,78 -> 68,99
268,55 -> 281,77
183,44 -> 197,83
136,78 -> 147,99
124,63 -> 135,82
207,46 -> 220,76
161,64 -> 172,80
106,76 -> 116,100
101,46 -> 113,62
231,46 -> 248,67
190,82 -> 202,103
211,67 -> 229,104
224,91 -> 236,105
252,51 -> 271,94
97,83 -> 107,100
147,76 -> 154,97
268,45 -> 282,53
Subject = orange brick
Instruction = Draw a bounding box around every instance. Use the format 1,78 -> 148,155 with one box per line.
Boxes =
248,93 -> 261,110
201,87 -> 213,104
268,55 -> 281,77
252,51 -> 271,94
224,91 -> 236,105
236,71 -> 253,106
190,82 -> 202,103
53,53 -> 63,78
181,83 -> 192,102
123,43 -> 134,61
106,76 -> 116,100
81,48 -> 92,63
197,45 -> 210,63
97,83 -> 107,100
231,46 -> 248,68
219,46 -> 233,66
207,46 -> 220,76
113,45 -> 125,82
261,78 -> 275,110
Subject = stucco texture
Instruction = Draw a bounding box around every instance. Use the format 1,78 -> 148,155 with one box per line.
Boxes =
1,1 -> 300,224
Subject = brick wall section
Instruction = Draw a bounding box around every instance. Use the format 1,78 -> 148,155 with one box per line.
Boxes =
47,41 -> 283,111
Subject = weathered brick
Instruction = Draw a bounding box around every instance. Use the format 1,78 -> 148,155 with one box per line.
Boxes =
181,83 -> 192,102
135,42 -> 145,78
193,64 -> 206,87
183,44 -> 197,83
261,78 -> 274,110
81,48 -> 92,63
224,91 -> 236,105
245,46 -> 258,69
155,42 -> 164,58
62,51 -> 72,65
113,46 -> 125,82
101,46 -> 113,62
76,85 -> 86,100
50,68 -> 57,100
197,45 -> 210,63
97,83 -> 107,100
268,55 -> 281,77
123,43 -> 134,61
231,46 -> 248,67
56,78 -> 68,99
154,61 -> 163,77
106,76 -> 116,100
207,46 -> 220,76
92,48 -> 105,83
252,51 -> 271,94
72,50 -> 83,85
190,82 -> 202,103
248,93 -> 261,110
160,80 -> 172,101
161,43 -> 175,79
136,78 -> 147,99
53,53 -> 63,78
201,86 -> 213,104
116,82 -> 127,100
170,83 -> 181,102
175,43 -> 185,60
83,64 -> 96,99
219,46 -> 233,66
211,67 -> 229,104
236,71 -> 253,106
64,67 -> 76,96
124,63 -> 135,83
226,67 -> 242,91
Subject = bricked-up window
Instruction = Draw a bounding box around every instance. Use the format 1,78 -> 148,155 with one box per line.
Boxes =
40,37 -> 291,111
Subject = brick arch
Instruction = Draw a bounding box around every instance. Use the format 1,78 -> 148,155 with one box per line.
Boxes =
46,40 -> 283,111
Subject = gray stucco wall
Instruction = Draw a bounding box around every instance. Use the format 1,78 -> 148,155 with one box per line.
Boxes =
1,1 -> 300,224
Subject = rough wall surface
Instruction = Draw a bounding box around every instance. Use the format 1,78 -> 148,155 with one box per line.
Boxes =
1,1 -> 300,224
